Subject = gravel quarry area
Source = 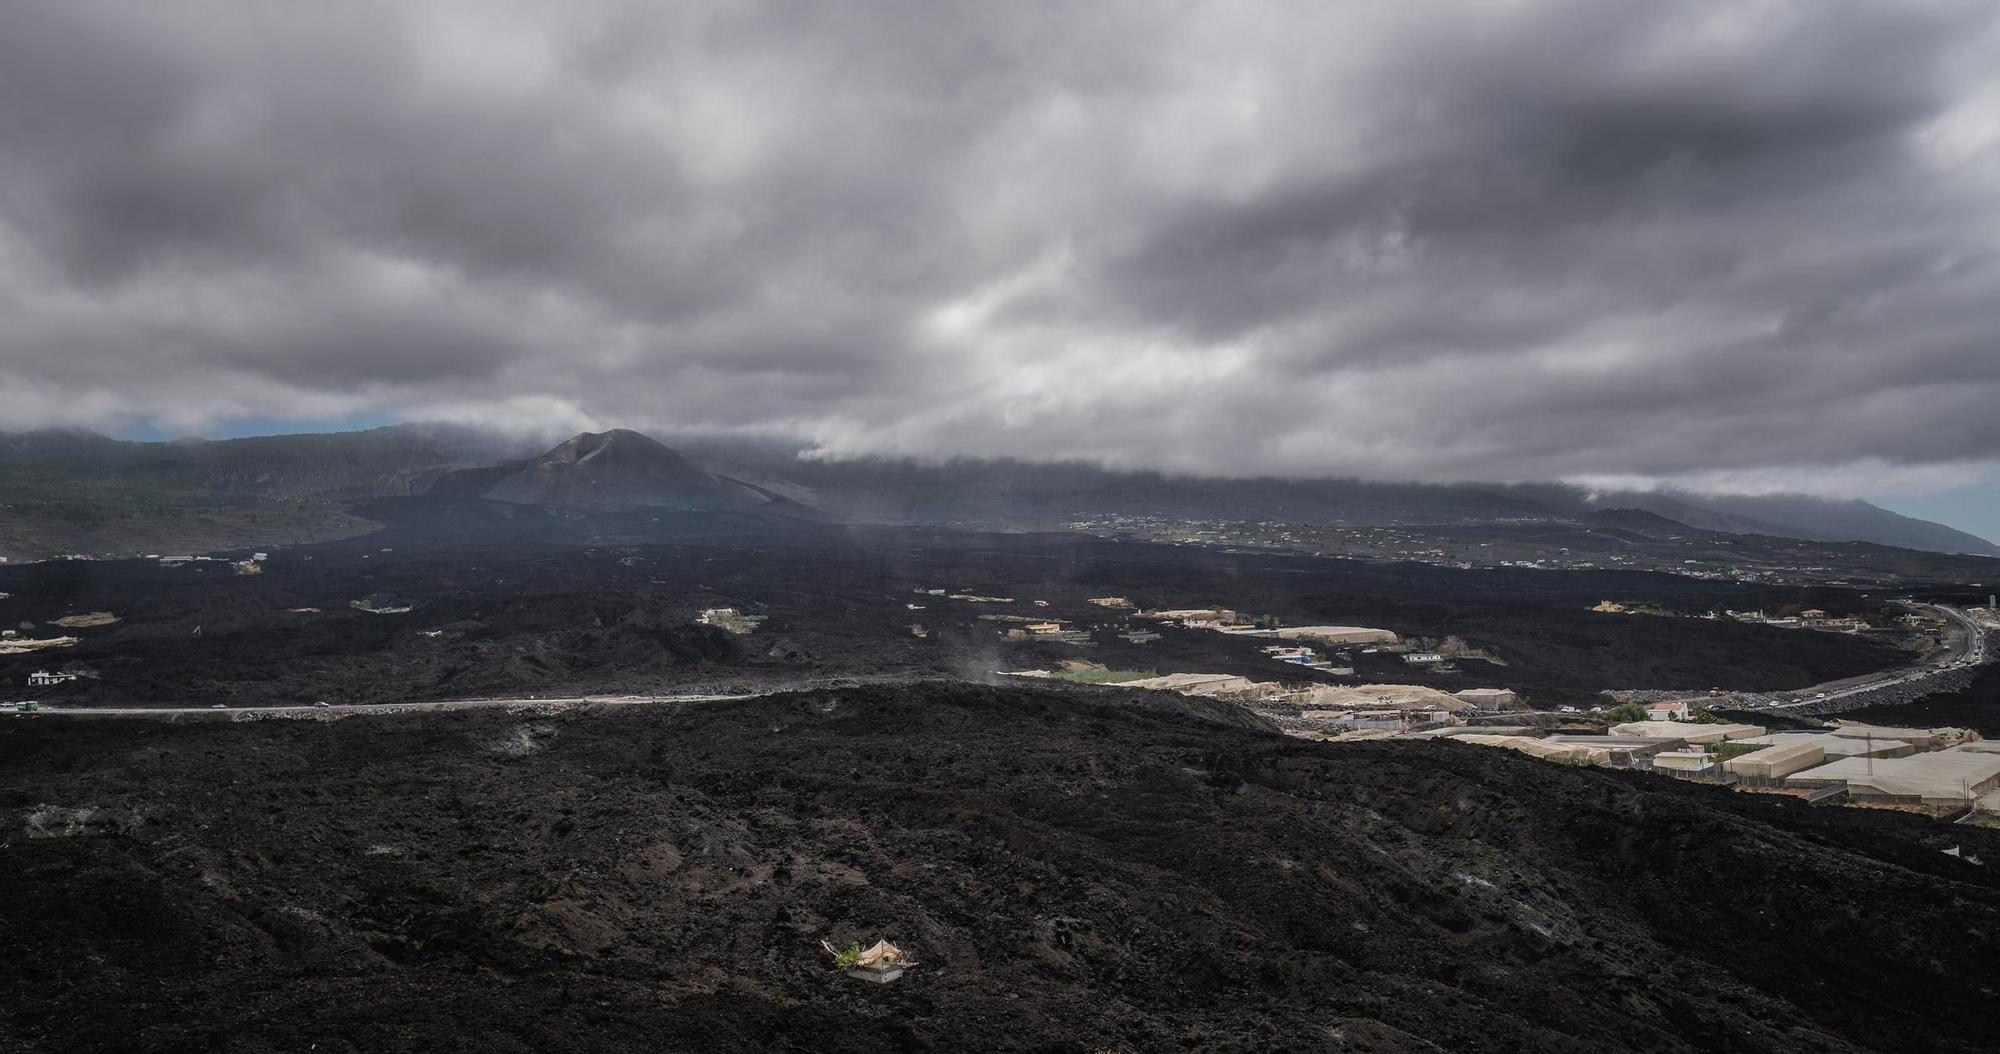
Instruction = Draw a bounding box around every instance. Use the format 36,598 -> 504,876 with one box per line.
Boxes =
5,682 -> 1998,1053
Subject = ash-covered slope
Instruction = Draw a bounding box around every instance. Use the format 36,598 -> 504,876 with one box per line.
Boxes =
6,684 -> 1995,1052
479,429 -> 746,509
1585,506 -> 1699,534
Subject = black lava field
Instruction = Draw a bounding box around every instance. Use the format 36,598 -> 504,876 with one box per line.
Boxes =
4,506 -> 1978,1053
0,507 -> 1909,710
5,684 -> 1998,1053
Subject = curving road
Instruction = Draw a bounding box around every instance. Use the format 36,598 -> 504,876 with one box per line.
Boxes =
15,673 -> 942,720
1753,602 -> 1985,712
22,692 -> 760,720
1947,604 -> 1990,665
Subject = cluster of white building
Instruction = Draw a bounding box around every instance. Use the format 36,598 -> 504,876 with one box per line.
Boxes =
1442,715 -> 1998,817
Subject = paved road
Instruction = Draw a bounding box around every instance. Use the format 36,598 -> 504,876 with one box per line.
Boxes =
1755,602 -> 1985,712
1945,604 -> 1989,665
25,692 -> 760,719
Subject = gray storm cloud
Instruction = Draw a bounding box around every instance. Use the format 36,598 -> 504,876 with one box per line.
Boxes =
3,0 -> 1999,497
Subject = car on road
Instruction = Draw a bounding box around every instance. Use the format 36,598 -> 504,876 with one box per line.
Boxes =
313,701 -> 330,708
210,704 -> 226,709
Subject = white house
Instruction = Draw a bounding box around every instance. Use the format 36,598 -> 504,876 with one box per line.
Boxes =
1645,701 -> 1692,722
27,670 -> 74,687
1403,652 -> 1445,665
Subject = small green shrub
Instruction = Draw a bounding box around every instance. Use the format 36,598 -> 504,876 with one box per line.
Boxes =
1713,741 -> 1766,761
1605,702 -> 1648,723
1060,667 -> 1155,684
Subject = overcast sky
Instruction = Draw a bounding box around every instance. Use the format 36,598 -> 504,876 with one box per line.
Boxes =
5,2 -> 2000,529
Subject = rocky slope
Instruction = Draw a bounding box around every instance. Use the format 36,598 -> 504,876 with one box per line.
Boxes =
4,683 -> 1996,1052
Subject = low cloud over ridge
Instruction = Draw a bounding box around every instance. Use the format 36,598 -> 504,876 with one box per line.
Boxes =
4,1 -> 2000,499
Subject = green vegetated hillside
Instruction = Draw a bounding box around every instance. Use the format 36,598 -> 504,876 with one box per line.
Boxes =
0,426 -> 526,558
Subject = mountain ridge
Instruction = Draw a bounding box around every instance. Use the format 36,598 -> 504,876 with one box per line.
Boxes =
0,425 -> 1992,559
675,439 -> 2000,556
